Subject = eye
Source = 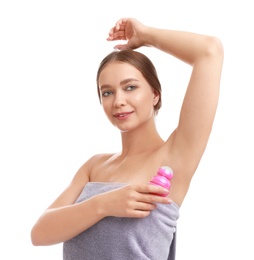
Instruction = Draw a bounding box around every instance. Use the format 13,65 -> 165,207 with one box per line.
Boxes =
125,85 -> 137,91
101,91 -> 113,97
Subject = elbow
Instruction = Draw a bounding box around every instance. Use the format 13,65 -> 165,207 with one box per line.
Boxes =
31,227 -> 42,246
205,36 -> 224,59
191,36 -> 224,66
31,237 -> 39,247
31,224 -> 62,246
31,225 -> 48,246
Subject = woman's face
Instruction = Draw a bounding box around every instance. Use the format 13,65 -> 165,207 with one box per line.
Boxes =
98,61 -> 159,132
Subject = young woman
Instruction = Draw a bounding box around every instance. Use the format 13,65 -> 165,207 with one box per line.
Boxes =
31,18 -> 224,259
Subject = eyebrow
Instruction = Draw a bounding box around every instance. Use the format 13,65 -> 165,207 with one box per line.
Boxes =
100,78 -> 139,91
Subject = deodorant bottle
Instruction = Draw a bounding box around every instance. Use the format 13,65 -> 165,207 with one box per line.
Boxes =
149,166 -> 173,197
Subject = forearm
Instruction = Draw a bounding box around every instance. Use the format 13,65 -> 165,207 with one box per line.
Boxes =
31,195 -> 104,246
143,26 -> 222,65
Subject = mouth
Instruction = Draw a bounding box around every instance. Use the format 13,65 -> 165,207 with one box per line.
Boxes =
113,111 -> 134,120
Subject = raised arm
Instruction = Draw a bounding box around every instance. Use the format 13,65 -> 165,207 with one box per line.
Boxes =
108,18 -> 224,178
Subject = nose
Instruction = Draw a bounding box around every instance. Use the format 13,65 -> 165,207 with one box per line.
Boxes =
113,91 -> 126,108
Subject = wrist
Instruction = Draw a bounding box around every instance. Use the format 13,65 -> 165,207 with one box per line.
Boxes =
141,26 -> 157,47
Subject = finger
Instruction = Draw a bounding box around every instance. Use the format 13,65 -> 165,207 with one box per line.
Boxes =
141,193 -> 173,204
130,186 -> 172,204
109,20 -> 128,38
134,201 -> 157,211
113,44 -> 130,50
107,31 -> 126,41
129,209 -> 151,219
136,184 -> 169,195
115,18 -> 128,30
107,27 -> 118,39
126,203 -> 155,218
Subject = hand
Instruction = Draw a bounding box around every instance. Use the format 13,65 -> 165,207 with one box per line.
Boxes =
107,18 -> 147,50
99,184 -> 172,218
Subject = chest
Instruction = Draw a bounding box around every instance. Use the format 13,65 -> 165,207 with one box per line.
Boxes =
90,152 -> 173,184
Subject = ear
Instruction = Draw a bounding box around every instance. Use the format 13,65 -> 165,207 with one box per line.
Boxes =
153,90 -> 160,106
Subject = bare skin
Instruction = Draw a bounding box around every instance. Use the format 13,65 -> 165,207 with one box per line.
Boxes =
31,18 -> 224,246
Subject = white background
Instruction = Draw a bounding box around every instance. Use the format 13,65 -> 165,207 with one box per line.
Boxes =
0,1 -> 253,259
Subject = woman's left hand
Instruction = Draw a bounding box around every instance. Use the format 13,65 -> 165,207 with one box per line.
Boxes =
107,18 -> 147,50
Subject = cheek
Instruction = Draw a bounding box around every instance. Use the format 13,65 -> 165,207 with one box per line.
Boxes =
101,99 -> 110,114
134,91 -> 154,107
101,99 -> 118,124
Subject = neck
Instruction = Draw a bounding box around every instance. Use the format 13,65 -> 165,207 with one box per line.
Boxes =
120,119 -> 164,157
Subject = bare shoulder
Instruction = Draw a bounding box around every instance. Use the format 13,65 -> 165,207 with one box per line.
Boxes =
46,154 -> 116,208
47,153 -> 115,208
73,153 -> 114,182
89,153 -> 115,164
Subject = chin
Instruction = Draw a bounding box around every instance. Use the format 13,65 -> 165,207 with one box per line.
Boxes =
114,124 -> 133,133
116,126 -> 131,133
116,124 -> 142,133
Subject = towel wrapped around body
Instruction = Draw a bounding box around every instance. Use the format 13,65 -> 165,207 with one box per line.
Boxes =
63,182 -> 179,260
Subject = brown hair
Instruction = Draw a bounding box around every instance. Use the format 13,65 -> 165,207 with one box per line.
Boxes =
96,49 -> 162,114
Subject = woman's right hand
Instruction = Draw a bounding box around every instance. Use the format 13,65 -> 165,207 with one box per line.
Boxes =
97,184 -> 172,218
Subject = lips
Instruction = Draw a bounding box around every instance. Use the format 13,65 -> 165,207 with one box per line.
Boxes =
113,111 -> 133,120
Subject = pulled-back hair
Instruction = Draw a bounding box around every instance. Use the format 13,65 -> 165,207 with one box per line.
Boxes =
96,49 -> 162,114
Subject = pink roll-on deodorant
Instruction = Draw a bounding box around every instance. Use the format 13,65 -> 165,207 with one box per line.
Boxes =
149,166 -> 173,197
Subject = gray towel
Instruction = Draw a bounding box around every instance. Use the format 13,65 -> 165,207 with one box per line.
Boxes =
63,182 -> 179,260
